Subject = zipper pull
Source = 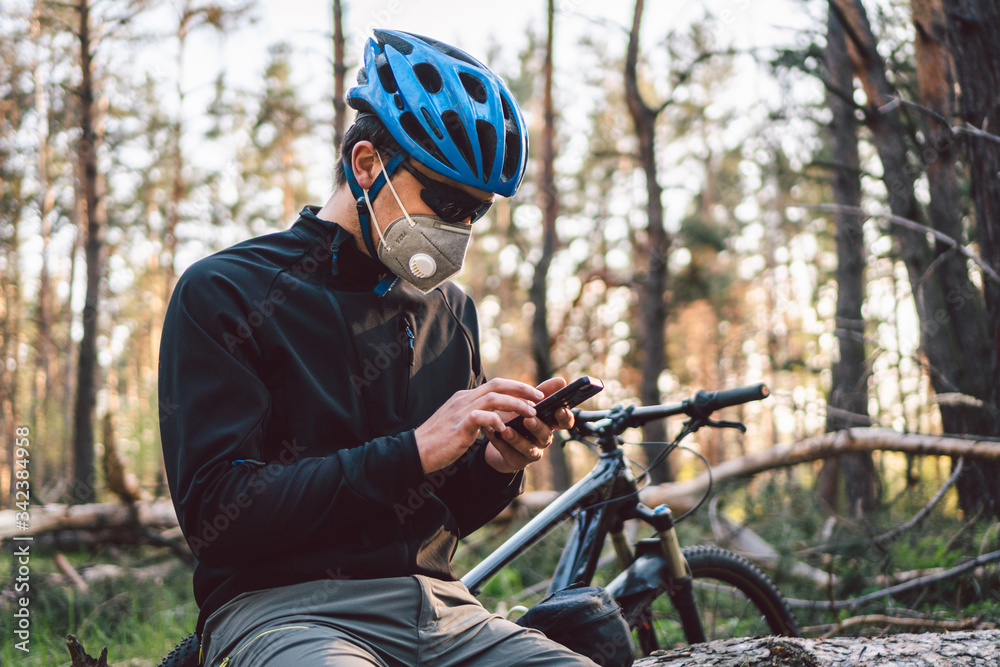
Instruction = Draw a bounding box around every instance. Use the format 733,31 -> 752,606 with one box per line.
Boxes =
402,318 -> 415,367
329,242 -> 340,276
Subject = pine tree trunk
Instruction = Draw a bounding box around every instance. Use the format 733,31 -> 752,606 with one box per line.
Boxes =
72,0 -> 105,505
1,194 -> 22,511
32,10 -> 56,488
625,0 -> 671,483
164,21 -> 186,307
943,0 -> 1000,513
332,0 -> 347,154
821,2 -> 876,516
530,0 -> 570,491
833,0 -> 998,516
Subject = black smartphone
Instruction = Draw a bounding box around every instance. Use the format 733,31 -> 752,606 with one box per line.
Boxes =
505,376 -> 605,438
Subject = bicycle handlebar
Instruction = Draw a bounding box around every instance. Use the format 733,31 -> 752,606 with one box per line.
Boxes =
691,382 -> 769,415
573,382 -> 769,434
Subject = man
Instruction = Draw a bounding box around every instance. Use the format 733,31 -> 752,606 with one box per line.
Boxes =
159,30 -> 597,665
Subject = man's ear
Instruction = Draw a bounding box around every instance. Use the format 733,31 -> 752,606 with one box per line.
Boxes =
351,141 -> 380,189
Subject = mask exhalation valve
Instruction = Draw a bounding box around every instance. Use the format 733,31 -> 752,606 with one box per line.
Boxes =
409,253 -> 437,278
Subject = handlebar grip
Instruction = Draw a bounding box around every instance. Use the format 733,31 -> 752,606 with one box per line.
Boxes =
690,382 -> 769,415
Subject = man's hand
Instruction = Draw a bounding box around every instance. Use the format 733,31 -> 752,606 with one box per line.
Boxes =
483,377 -> 575,474
414,378 -> 543,473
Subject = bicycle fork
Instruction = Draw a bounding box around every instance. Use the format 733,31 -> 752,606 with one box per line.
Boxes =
637,503 -> 707,645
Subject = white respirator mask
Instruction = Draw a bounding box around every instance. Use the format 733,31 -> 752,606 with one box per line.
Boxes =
362,152 -> 472,293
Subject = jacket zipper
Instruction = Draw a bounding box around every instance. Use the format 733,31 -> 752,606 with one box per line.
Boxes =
400,314 -> 414,408
217,625 -> 310,666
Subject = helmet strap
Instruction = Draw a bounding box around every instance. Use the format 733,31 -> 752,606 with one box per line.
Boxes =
344,149 -> 407,260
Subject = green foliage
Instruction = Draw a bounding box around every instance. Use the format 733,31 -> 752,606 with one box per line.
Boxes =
0,549 -> 197,666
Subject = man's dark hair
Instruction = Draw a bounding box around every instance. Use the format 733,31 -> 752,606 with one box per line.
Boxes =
334,113 -> 402,188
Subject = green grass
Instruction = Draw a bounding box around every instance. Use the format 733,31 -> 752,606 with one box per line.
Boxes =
1,548 -> 197,667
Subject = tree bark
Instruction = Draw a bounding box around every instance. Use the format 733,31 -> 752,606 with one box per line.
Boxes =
164,1 -> 192,308
332,0 -> 347,153
528,0 -> 570,491
633,631 -> 1000,666
0,193 -> 22,512
625,0 -> 671,483
72,0 -> 106,505
943,0 -> 1000,510
32,8 -> 57,488
821,2 -> 876,517
832,0 -> 998,516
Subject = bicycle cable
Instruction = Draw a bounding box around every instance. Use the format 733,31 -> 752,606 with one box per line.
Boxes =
559,436 -> 651,512
558,434 -> 713,521
669,444 -> 713,524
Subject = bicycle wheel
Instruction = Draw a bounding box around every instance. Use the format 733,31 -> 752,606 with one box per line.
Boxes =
632,545 -> 799,654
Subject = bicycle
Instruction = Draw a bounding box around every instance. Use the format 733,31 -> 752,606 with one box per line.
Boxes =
159,382 -> 797,665
460,381 -> 799,656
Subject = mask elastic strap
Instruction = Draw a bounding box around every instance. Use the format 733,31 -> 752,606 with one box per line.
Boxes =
361,188 -> 389,251
343,150 -> 407,259
375,151 -> 418,229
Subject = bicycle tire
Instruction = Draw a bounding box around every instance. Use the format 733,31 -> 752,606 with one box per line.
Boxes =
631,545 -> 799,655
157,632 -> 200,667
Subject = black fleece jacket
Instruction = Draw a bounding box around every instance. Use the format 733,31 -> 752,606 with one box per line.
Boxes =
158,206 -> 523,633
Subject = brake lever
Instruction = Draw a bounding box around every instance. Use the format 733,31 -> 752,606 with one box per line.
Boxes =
705,418 -> 747,433
681,416 -> 747,434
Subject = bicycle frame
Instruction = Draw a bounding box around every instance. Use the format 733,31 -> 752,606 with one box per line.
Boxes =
461,399 -> 726,645
462,448 -> 634,596
462,397 -> 702,595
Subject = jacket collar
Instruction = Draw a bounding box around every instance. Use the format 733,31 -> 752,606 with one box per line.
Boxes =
292,206 -> 395,292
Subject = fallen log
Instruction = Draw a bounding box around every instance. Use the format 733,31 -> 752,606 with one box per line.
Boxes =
7,430 -> 997,544
632,630 -> 1000,666
0,498 -> 178,539
64,629 -> 1000,667
640,428 -> 1000,512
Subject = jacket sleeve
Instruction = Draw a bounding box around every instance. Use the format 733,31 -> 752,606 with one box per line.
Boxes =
430,290 -> 524,537
158,258 -> 427,567
434,438 -> 524,537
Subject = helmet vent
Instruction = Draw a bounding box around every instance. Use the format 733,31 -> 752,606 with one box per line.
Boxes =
400,111 -> 453,170
356,67 -> 368,85
374,53 -> 398,94
421,108 -> 444,139
476,120 -> 496,183
459,72 -> 488,104
500,94 -> 513,120
441,110 -> 477,176
408,32 -> 484,68
499,97 -> 522,183
413,63 -> 443,94
376,30 -> 414,55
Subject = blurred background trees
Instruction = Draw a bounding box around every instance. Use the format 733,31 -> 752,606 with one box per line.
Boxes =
1,0 -> 998,526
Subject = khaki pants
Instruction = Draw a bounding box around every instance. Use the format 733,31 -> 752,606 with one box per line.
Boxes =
201,576 -> 599,666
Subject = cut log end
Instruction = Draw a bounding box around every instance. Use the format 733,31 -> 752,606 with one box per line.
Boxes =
66,634 -> 110,667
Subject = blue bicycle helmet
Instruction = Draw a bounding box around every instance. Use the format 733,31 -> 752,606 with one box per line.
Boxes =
347,30 -> 529,198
